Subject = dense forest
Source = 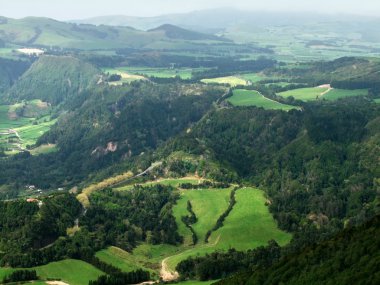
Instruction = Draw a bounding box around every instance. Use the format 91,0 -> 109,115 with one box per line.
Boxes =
215,214 -> 380,285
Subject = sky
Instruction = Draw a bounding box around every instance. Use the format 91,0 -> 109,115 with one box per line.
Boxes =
1,0 -> 380,20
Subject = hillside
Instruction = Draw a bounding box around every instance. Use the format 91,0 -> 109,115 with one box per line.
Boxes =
0,57 -> 30,95
0,16 -> 228,50
148,24 -> 228,41
5,55 -> 100,105
215,214 -> 380,285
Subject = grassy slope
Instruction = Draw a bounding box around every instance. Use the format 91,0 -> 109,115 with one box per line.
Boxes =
0,259 -> 104,285
228,89 -> 297,110
0,105 -> 30,129
166,187 -> 291,270
278,87 -> 328,101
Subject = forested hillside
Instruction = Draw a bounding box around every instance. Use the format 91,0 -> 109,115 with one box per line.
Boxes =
215,214 -> 380,285
0,58 -> 30,95
5,55 -> 100,105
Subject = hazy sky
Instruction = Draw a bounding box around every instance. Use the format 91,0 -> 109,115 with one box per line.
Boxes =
2,0 -> 380,19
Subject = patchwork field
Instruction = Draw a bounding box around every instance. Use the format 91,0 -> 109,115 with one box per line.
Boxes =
0,259 -> 104,285
0,104 -> 56,154
227,89 -> 298,110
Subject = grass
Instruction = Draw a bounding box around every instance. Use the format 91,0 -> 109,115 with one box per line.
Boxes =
165,187 -> 292,271
0,259 -> 104,285
173,188 -> 232,246
277,87 -> 328,101
323,89 -> 368,100
103,68 -> 146,84
0,105 -> 31,129
201,76 -> 248,87
227,89 -> 298,110
96,246 -> 153,273
175,281 -> 217,285
374,98 -> 380,104
115,177 -> 206,191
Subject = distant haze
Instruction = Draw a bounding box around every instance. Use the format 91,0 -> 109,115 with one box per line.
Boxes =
2,0 -> 380,20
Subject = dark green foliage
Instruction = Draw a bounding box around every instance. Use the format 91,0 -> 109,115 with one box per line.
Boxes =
216,215 -> 380,285
0,82 -> 223,190
107,74 -> 121,82
88,269 -> 150,285
177,241 -> 281,281
5,55 -> 100,105
0,57 -> 30,95
82,185 -> 182,248
0,193 -> 82,267
2,269 -> 38,283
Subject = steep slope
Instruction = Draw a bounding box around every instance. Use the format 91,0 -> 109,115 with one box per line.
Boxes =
5,55 -> 100,105
0,58 -> 30,96
216,214 -> 380,285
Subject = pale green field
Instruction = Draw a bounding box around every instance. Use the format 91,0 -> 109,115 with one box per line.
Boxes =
0,105 -> 31,129
228,89 -> 298,110
278,87 -> 328,101
374,98 -> 380,104
201,76 -> 248,87
0,259 -> 104,285
323,89 -> 368,100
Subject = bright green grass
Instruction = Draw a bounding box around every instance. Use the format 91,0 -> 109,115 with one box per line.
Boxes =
201,76 -> 248,87
0,259 -> 104,285
166,188 -> 291,271
323,89 -> 368,101
96,246 -> 152,273
278,87 -> 328,101
374,98 -> 380,104
228,89 -> 298,110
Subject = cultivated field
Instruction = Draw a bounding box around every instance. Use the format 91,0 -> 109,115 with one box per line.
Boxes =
201,76 -> 248,87
228,89 -> 298,110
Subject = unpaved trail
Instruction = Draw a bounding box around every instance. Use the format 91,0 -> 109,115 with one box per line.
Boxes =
160,257 -> 179,282
160,234 -> 221,281
46,281 -> 70,285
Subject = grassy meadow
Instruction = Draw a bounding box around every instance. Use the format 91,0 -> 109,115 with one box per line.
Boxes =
323,88 -> 368,100
0,259 -> 104,285
228,89 -> 298,110
277,87 -> 328,101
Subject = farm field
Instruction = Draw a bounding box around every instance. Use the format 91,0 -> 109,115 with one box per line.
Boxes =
375,98 -> 380,103
277,87 -> 328,101
104,66 -> 208,79
0,259 -> 104,285
227,89 -> 298,110
201,76 -> 248,87
323,88 -> 368,100
103,68 -> 146,84
0,105 -> 31,129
